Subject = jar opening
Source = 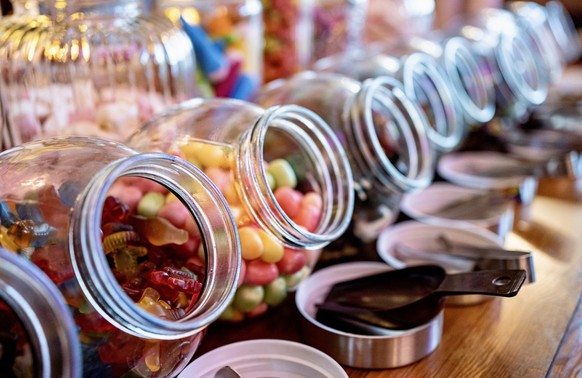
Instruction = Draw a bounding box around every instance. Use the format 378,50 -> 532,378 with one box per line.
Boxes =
403,53 -> 462,152
546,1 -> 581,62
352,76 -> 434,194
444,38 -> 495,124
72,153 -> 239,340
238,105 -> 354,250
497,33 -> 548,107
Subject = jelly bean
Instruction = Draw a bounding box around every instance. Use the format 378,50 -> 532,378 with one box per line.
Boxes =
157,200 -> 189,229
273,187 -> 303,218
267,158 -> 297,189
137,192 -> 165,218
222,182 -> 240,205
275,248 -> 306,275
204,167 -> 230,193
293,204 -> 321,233
302,192 -> 323,210
233,284 -> 264,313
230,206 -> 252,227
258,229 -> 284,263
263,276 -> 287,307
143,341 -> 161,373
246,302 -> 269,318
130,215 -> 189,246
238,226 -> 264,260
266,172 -> 276,190
283,266 -> 310,289
244,259 -> 278,286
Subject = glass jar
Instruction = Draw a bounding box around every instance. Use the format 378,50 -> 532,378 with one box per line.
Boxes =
0,247 -> 81,378
458,8 -> 549,120
126,98 -> 354,321
0,137 -> 240,377
314,48 -> 464,153
155,0 -> 264,99
257,72 -> 433,257
261,0 -> 313,83
508,1 -> 564,85
546,1 -> 582,64
403,35 -> 496,127
311,0 -> 368,63
0,0 -> 200,149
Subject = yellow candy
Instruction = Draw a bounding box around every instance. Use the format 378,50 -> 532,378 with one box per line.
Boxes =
258,229 -> 284,263
239,226 -> 263,260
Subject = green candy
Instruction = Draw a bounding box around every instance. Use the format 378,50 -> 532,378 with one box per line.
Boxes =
267,159 -> 297,189
137,192 -> 165,218
233,284 -> 264,313
264,277 -> 287,307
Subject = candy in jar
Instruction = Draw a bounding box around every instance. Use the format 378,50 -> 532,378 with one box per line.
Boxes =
0,0 -> 200,148
156,0 -> 264,100
256,72 -> 434,262
126,98 -> 355,321
0,137 -> 240,377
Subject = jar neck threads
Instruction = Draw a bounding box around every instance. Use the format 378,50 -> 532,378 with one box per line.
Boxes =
348,76 -> 434,195
72,153 -> 240,339
443,37 -> 495,124
0,248 -> 82,378
237,104 -> 354,250
401,52 -> 463,152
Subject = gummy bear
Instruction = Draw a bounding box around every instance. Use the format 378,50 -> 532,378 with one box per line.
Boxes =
102,196 -> 130,225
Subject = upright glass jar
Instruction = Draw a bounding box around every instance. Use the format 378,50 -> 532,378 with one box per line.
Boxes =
126,98 -> 354,321
403,35 -> 496,127
314,48 -> 464,153
0,137 -> 240,377
156,0 -> 264,99
458,8 -> 549,120
0,247 -> 81,378
311,0 -> 368,63
261,0 -> 313,83
0,0 -> 200,149
257,72 -> 433,259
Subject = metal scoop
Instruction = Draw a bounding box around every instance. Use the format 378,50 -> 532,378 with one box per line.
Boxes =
315,265 -> 526,331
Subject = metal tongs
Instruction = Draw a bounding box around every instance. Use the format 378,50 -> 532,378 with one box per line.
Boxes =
394,235 -> 535,283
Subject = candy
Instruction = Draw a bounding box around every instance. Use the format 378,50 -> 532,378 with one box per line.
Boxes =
293,204 -> 321,233
273,187 -> 303,218
238,226 -> 264,260
258,229 -> 284,263
137,192 -> 166,218
243,259 -> 279,286
267,158 -> 297,189
276,248 -> 306,275
233,284 -> 264,313
129,215 -> 189,246
263,276 -> 287,306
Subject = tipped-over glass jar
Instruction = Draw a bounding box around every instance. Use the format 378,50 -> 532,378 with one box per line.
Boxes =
402,35 -> 496,127
126,98 -> 354,321
314,47 -> 464,154
0,247 -> 81,378
546,0 -> 582,64
508,1 -> 564,85
0,137 -> 240,377
457,8 -> 549,120
0,0 -> 200,149
256,71 -> 434,254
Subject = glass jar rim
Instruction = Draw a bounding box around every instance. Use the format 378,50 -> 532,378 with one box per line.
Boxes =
402,52 -> 463,152
71,152 -> 240,340
0,248 -> 82,378
443,37 -> 495,124
238,104 -> 355,249
352,76 -> 434,193
546,0 -> 581,62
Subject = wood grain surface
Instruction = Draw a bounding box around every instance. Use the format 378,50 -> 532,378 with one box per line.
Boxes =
196,177 -> 582,378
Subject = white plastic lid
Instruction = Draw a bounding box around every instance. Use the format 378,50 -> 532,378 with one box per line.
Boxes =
178,339 -> 348,378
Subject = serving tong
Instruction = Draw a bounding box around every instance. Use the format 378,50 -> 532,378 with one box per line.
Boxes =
394,235 -> 535,283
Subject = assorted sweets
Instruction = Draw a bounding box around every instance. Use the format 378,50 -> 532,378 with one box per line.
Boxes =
0,0 -> 199,147
126,98 -> 354,322
0,298 -> 35,378
0,137 -> 240,377
158,0 -> 264,99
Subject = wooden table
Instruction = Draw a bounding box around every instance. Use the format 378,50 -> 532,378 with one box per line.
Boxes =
195,177 -> 582,377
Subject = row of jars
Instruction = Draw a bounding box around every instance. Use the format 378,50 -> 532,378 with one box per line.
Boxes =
0,1 -> 580,377
1,0 -> 579,151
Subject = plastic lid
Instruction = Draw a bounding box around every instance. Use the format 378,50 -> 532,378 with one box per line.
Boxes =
178,339 -> 348,378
